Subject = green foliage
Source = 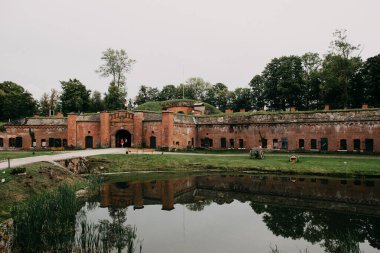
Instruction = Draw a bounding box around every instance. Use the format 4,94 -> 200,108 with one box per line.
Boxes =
60,79 -> 91,114
89,90 -> 105,112
10,167 -> 26,175
135,85 -> 160,105
96,48 -> 135,88
0,81 -> 37,121
359,54 -> 380,107
38,89 -> 59,116
104,82 -> 127,110
11,185 -> 78,252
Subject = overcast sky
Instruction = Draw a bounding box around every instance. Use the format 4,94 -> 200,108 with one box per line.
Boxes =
1,0 -> 379,100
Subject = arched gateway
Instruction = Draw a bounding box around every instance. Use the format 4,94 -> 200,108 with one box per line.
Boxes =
115,130 -> 131,147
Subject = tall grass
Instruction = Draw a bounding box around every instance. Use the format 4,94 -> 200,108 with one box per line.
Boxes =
11,184 -> 78,252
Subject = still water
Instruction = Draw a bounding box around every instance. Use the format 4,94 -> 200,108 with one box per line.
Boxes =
79,173 -> 380,253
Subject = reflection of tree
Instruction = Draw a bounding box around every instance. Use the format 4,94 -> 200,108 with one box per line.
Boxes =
250,201 -> 380,253
75,206 -> 140,253
186,199 -> 212,211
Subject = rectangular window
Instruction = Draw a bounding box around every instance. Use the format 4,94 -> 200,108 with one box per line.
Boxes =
239,139 -> 244,149
340,139 -> 347,150
32,139 -> 36,148
0,138 -> 3,147
49,138 -> 55,147
55,139 -> 62,147
365,139 -> 374,152
261,138 -> 267,148
63,139 -> 68,147
15,137 -> 22,148
41,139 -> 46,148
273,139 -> 278,149
299,139 -> 305,149
9,138 -> 15,147
221,138 -> 226,148
205,138 -> 213,148
201,139 -> 205,147
281,138 -> 288,150
311,139 -> 317,149
353,139 -> 360,151
230,139 -> 234,148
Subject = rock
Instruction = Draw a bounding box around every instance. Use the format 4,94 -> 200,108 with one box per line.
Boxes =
75,189 -> 89,198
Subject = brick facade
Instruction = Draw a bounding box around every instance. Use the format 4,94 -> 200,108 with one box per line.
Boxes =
1,106 -> 380,153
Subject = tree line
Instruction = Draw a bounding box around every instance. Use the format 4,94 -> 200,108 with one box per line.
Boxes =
0,29 -> 379,121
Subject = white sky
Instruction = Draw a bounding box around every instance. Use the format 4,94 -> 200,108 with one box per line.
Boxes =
1,0 -> 379,100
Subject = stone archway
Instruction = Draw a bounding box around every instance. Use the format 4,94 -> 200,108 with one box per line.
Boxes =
115,130 -> 132,147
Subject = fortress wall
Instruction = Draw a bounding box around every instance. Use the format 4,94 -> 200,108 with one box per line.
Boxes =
196,110 -> 380,152
143,121 -> 162,148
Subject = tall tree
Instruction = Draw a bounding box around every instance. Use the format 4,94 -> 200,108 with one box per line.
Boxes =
182,77 -> 212,101
96,48 -> 136,88
262,56 -> 305,110
104,82 -> 126,110
60,79 -> 90,114
89,90 -> 105,112
204,83 -> 229,111
249,75 -> 266,111
232,87 -> 253,112
0,81 -> 37,120
360,54 -> 380,107
39,89 -> 59,116
321,29 -> 362,108
159,84 -> 179,101
135,85 -> 160,105
301,53 -> 323,109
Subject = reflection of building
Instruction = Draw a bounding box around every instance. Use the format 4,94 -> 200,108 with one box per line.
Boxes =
1,102 -> 380,152
100,177 -> 196,210
100,174 -> 380,215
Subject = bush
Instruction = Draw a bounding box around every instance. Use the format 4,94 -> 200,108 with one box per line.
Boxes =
10,167 -> 26,175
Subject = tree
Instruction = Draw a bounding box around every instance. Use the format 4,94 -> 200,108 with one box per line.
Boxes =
0,81 -> 37,120
249,75 -> 266,111
60,79 -> 90,114
262,56 -> 305,110
135,85 -> 160,105
39,89 -> 59,116
104,82 -> 126,110
231,87 -> 252,112
159,84 -> 179,101
182,77 -> 212,101
89,90 -> 105,112
96,48 -> 136,88
301,53 -> 323,109
321,29 -> 362,108
360,54 -> 380,107
204,83 -> 229,111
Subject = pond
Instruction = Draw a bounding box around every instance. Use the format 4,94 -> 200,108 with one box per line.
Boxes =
78,173 -> 380,253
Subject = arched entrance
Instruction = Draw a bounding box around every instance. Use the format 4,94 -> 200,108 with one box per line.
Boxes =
115,130 -> 132,147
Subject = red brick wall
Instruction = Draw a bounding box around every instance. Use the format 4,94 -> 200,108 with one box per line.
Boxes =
161,111 -> 174,149
67,113 -> 77,147
143,121 -> 162,148
75,121 -> 101,148
100,112 -> 111,148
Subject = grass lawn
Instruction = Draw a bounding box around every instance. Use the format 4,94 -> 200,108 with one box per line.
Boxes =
90,153 -> 380,177
0,162 -> 85,221
0,151 -> 56,161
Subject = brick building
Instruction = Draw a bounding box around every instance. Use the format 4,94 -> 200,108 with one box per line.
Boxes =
0,102 -> 379,153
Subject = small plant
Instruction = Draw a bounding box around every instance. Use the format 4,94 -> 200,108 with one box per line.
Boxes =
10,167 -> 26,175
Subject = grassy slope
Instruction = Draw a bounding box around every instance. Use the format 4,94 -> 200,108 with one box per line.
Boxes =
0,162 -> 85,221
91,154 -> 380,177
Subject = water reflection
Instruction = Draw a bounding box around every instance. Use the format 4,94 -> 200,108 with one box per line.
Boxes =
97,174 -> 380,252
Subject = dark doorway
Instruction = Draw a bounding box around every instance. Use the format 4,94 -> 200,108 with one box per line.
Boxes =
365,139 -> 374,152
115,130 -> 131,147
85,136 -> 93,149
15,137 -> 23,148
150,136 -> 157,149
321,138 -> 328,151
